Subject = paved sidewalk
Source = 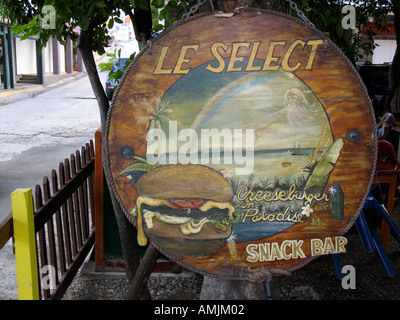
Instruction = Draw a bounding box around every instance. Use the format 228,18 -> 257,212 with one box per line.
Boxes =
0,72 -> 86,106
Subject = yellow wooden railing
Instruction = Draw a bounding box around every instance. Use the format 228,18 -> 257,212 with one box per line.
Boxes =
11,188 -> 40,300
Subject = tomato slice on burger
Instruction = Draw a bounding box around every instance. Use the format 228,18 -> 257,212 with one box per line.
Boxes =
169,199 -> 206,209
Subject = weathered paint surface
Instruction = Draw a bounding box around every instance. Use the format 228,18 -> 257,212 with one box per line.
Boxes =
105,10 -> 376,280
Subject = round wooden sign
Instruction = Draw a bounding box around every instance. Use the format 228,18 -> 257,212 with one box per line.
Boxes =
105,9 -> 376,280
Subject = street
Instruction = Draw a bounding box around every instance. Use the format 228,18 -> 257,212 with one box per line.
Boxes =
0,73 -> 104,221
0,40 -> 138,300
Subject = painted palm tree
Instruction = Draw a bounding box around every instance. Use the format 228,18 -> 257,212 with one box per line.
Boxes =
140,98 -> 172,140
118,99 -> 172,184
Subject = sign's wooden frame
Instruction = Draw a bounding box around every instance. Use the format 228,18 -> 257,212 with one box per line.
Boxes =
105,9 -> 376,280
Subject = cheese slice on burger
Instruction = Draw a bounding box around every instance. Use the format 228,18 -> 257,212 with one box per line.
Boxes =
133,164 -> 235,246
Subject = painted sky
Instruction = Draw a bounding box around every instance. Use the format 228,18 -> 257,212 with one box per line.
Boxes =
156,58 -> 332,152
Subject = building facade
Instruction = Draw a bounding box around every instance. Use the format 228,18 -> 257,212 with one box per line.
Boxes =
363,14 -> 397,65
1,22 -> 83,90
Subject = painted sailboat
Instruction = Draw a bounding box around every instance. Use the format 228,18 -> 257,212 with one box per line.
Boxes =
289,140 -> 305,156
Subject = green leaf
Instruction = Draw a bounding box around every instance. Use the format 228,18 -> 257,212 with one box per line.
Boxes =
130,0 -> 150,11
304,138 -> 344,190
153,23 -> 164,32
129,52 -> 136,60
94,1 -> 106,9
210,220 -> 228,231
28,16 -> 38,27
133,155 -> 154,166
11,24 -> 28,34
20,33 -> 30,40
98,62 -> 112,72
57,23 -> 65,34
119,162 -> 155,177
151,0 -> 165,8
336,24 -> 344,38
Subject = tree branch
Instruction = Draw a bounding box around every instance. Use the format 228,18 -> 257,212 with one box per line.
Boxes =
128,2 -> 152,49
125,244 -> 159,300
77,30 -> 109,131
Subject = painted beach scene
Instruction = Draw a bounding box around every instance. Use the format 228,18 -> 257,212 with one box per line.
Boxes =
120,59 -> 344,255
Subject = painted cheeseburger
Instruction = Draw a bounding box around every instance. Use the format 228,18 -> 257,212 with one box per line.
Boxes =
131,164 -> 237,257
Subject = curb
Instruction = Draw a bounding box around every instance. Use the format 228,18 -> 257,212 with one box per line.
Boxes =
0,85 -> 46,99
0,73 -> 87,105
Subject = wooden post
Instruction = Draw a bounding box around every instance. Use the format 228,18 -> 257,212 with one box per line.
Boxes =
11,188 -> 40,300
0,213 -> 13,250
35,41 -> 44,85
94,128 -> 104,270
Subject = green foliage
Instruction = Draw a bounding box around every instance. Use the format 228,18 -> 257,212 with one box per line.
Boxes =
130,0 -> 150,11
1,0 -> 395,79
0,0 -> 150,54
151,0 -> 198,32
97,1 -> 206,94
151,0 -> 165,8
98,48 -> 136,83
291,0 -> 393,64
148,0 -> 394,64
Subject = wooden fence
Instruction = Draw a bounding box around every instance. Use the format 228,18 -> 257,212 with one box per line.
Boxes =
0,141 -> 96,300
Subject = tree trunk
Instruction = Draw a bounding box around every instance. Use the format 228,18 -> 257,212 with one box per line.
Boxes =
77,30 -> 150,298
125,244 -> 159,300
77,4 -> 156,300
198,0 -> 275,301
200,277 -> 268,300
128,2 -> 152,50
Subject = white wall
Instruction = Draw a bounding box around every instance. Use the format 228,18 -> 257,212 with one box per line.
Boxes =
373,39 -> 397,64
59,43 -> 65,72
15,37 -> 70,75
15,38 -> 36,74
43,40 -> 53,73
